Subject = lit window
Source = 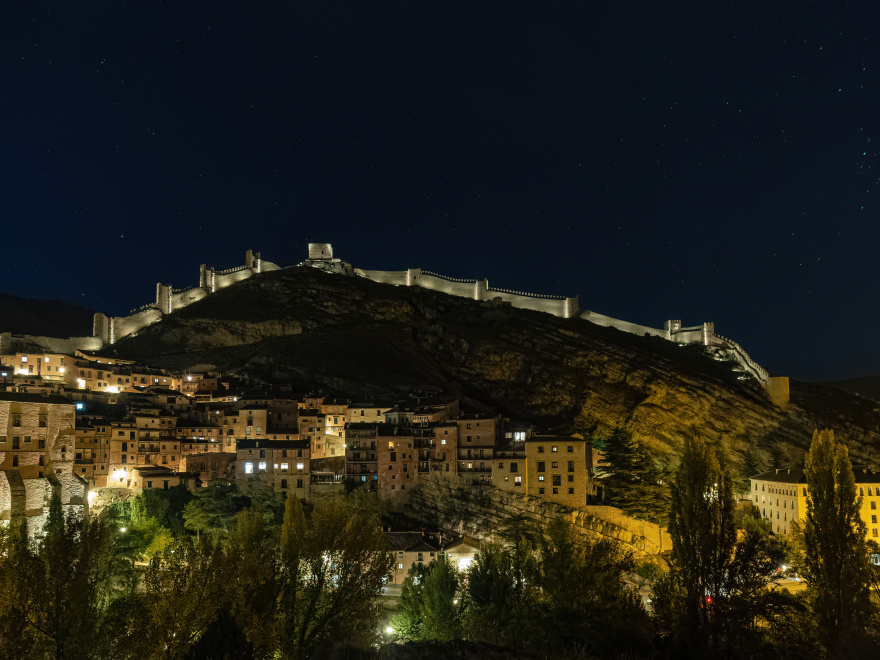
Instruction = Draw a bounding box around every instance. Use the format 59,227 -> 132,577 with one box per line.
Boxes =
244,462 -> 254,474
281,463 -> 289,472
296,462 -> 304,471
258,461 -> 267,472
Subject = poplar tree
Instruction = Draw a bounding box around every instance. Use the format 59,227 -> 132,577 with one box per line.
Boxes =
667,434 -> 736,641
797,429 -> 873,652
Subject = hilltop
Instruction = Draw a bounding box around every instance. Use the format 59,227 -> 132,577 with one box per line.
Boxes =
100,266 -> 880,476
0,292 -> 94,338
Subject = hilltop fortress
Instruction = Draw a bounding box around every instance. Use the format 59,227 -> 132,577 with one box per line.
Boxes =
2,244 -> 789,406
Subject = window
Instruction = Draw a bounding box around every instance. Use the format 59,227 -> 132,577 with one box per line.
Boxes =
568,461 -> 574,472
537,446 -> 544,453
510,462 -> 518,473
281,463 -> 289,472
538,475 -> 545,482
514,476 -> 522,486
872,515 -> 877,524
12,415 -> 21,427
539,487 -> 545,494
873,502 -> 877,511
281,479 -> 288,489
296,462 -> 304,471
552,475 -> 561,486
514,431 -> 525,441
551,462 -> 557,469
552,446 -> 557,453
537,462 -> 545,472
568,474 -> 574,482
498,462 -> 504,469
258,462 -> 267,472
552,488 -> 558,494
244,462 -> 254,474
38,455 -> 44,466
12,455 -> 18,467
12,437 -> 20,449
297,478 -> 303,488
875,529 -> 879,538
567,445 -> 573,452
569,487 -> 574,494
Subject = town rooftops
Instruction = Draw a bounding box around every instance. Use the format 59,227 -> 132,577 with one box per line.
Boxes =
384,532 -> 439,552
751,467 -> 880,485
0,392 -> 73,405
527,435 -> 588,443
751,469 -> 808,484
237,438 -> 309,450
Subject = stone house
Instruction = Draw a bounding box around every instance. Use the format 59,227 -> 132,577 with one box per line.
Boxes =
525,436 -> 593,508
236,438 -> 310,500
0,392 -> 86,533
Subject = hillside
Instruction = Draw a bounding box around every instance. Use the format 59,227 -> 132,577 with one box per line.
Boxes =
0,292 -> 94,338
101,267 -> 880,476
819,375 -> 880,403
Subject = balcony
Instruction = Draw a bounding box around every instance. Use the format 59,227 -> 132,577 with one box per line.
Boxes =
458,466 -> 492,473
75,458 -> 95,465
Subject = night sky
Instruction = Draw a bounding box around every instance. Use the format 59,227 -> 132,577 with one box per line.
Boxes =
2,2 -> 878,381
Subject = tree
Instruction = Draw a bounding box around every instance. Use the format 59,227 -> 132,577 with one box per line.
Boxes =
14,496 -> 118,659
390,562 -> 431,641
667,433 -> 736,640
597,427 -> 669,524
224,507 -> 282,657
463,541 -> 518,645
536,517 -> 648,655
664,435 -> 794,655
140,536 -> 226,659
417,559 -> 464,642
182,484 -> 248,541
276,496 -> 394,659
796,429 -> 874,653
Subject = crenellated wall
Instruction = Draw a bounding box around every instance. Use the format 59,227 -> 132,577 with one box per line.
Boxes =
95,250 -> 280,345
354,267 -> 581,318
349,249 -> 783,403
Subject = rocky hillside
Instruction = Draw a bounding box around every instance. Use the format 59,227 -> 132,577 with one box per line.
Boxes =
101,267 -> 880,476
0,292 -> 94,338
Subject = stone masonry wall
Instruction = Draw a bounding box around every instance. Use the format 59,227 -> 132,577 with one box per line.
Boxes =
401,473 -> 671,558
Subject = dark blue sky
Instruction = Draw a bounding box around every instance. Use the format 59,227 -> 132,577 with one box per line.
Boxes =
2,1 -> 878,381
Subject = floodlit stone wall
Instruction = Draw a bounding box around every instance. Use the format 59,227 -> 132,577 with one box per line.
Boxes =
95,250 -> 280,345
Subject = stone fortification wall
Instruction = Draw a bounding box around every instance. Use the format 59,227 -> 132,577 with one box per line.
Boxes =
2,334 -> 104,355
581,310 -> 667,338
170,286 -> 208,312
402,473 -> 671,558
96,250 -> 278,345
355,267 -> 580,317
352,259 -> 782,401
354,268 -> 411,287
708,332 -> 769,385
109,308 -> 163,344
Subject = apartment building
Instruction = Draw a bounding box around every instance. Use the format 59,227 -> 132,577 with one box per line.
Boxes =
236,438 -> 310,499
525,436 -> 593,507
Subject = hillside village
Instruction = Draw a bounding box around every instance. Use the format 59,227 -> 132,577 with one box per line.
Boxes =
0,344 -> 601,566
3,245 -> 879,555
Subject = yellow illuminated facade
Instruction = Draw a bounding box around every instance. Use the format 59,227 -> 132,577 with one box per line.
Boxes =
751,467 -> 880,539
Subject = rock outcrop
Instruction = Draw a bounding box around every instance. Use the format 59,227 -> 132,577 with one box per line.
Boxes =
102,266 -> 880,476
399,473 -> 671,559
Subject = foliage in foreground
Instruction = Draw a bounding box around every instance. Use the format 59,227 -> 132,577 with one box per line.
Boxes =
0,493 -> 391,660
